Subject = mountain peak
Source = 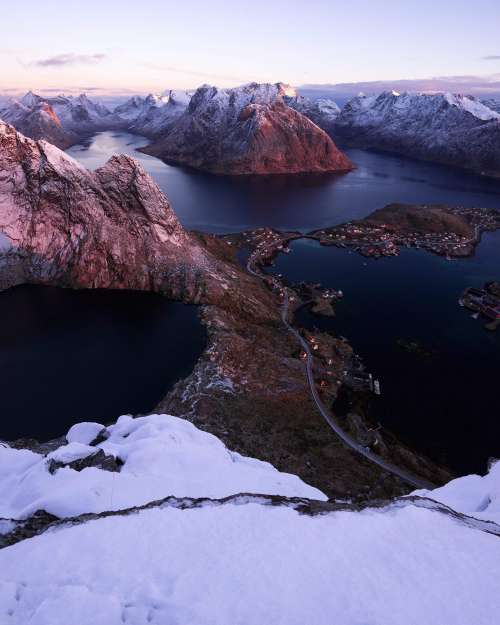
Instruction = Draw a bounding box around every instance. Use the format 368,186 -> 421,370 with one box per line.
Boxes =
20,90 -> 42,108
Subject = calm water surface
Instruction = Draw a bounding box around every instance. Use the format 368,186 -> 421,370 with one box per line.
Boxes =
67,131 -> 500,233
0,286 -> 205,441
270,234 -> 500,475
20,132 -> 496,470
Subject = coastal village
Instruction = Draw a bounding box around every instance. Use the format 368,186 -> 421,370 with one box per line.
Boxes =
224,226 -> 383,401
310,206 -> 500,259
223,204 -> 500,410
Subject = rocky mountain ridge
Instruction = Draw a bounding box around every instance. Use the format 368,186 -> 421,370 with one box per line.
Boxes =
0,120 -> 237,302
333,90 -> 500,176
0,91 -> 123,148
142,82 -> 353,174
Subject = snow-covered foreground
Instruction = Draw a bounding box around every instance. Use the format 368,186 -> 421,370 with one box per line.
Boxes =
0,414 -> 325,520
1,414 -> 499,625
415,460 -> 500,524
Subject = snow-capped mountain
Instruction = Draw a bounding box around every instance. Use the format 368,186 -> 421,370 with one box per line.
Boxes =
127,90 -> 192,137
0,119 -> 233,298
0,99 -> 78,149
1,412 -> 499,624
142,82 -> 352,174
0,91 -> 124,148
286,93 -> 341,135
482,98 -> 500,114
114,95 -> 149,122
47,93 -> 123,132
334,91 -> 500,176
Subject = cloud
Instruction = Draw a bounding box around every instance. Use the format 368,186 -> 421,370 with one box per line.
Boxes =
482,55 -> 500,61
33,53 -> 107,68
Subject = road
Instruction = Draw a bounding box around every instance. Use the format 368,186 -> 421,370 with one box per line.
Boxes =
247,246 -> 435,490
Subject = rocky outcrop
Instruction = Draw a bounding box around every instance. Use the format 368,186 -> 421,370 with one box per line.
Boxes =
142,82 -> 353,175
0,121 -> 255,305
127,90 -> 192,137
333,91 -> 500,177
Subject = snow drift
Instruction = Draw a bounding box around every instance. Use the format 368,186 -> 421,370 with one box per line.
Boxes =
1,413 -> 499,625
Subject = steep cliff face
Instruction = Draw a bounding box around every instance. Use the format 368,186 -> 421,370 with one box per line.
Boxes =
0,121 -> 238,301
142,82 -> 353,175
334,91 -> 500,176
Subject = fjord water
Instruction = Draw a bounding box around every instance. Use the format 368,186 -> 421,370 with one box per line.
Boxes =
0,286 -> 205,441
58,132 -> 500,472
67,131 -> 500,233
270,234 -> 500,475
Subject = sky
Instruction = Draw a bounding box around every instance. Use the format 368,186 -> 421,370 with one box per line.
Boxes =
1,0 -> 500,97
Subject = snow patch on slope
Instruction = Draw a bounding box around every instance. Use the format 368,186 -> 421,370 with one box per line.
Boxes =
1,499 -> 499,625
0,414 -> 326,520
414,459 -> 500,523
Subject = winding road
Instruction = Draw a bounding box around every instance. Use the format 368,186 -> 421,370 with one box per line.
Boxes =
247,244 -> 435,490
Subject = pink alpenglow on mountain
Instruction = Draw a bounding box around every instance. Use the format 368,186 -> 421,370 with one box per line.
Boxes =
143,83 -> 353,175
0,121 -> 228,299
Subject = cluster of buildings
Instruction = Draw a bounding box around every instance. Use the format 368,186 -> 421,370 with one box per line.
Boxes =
312,207 -> 500,259
313,222 -> 474,258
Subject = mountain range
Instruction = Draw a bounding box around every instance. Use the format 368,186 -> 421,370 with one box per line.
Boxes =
333,91 -> 500,177
1,83 -> 500,177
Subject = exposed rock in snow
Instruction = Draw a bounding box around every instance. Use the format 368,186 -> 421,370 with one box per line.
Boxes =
127,90 -> 193,137
285,94 -> 341,135
482,98 -> 500,114
142,82 -> 352,174
413,458 -> 500,523
114,95 -> 148,122
334,91 -> 500,176
0,414 -> 326,520
46,93 -> 123,133
1,413 -> 500,624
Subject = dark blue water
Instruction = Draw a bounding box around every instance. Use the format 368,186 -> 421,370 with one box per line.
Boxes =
269,234 -> 500,474
0,286 -> 205,441
67,132 -> 500,234
65,133 -> 500,473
